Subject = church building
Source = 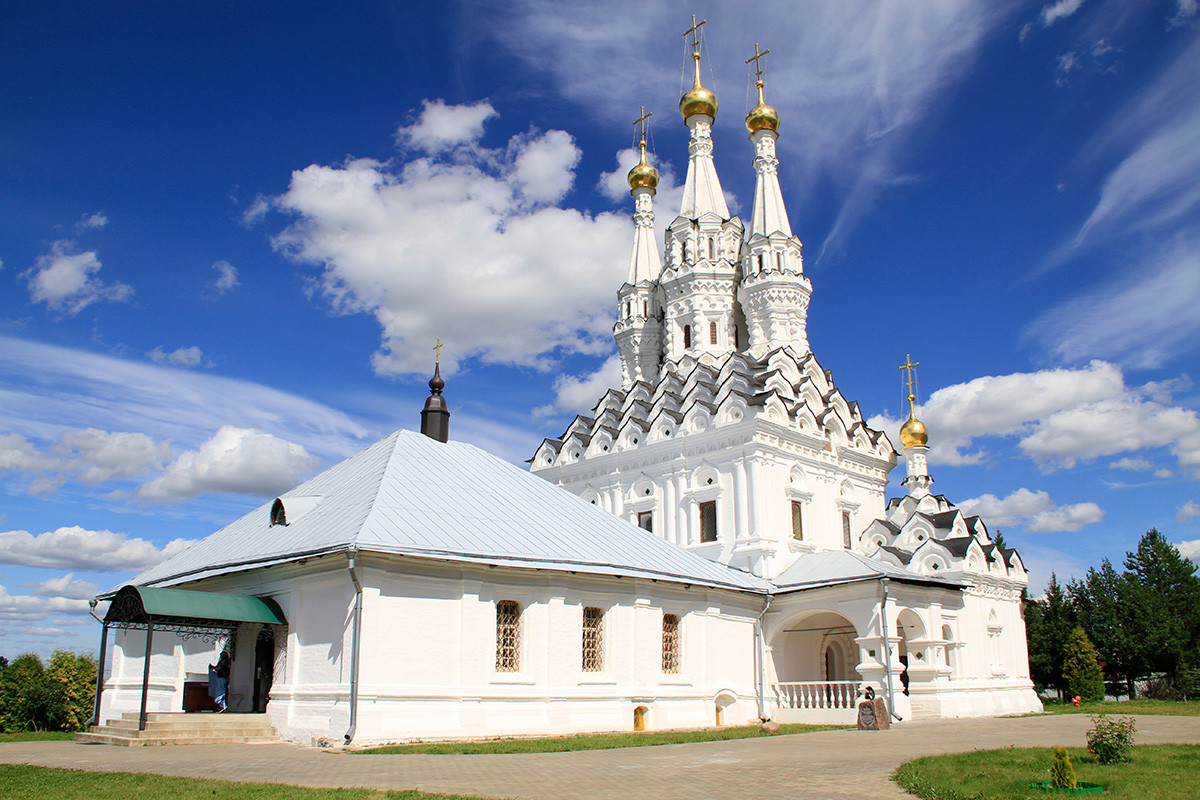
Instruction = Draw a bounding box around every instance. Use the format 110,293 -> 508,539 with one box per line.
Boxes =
86,34 -> 1040,748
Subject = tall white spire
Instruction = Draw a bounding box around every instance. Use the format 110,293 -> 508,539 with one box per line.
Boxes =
677,22 -> 728,220
737,45 -> 811,358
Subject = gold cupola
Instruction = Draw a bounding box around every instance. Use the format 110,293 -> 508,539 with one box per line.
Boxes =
680,50 -> 718,121
627,139 -> 659,191
745,78 -> 779,134
897,354 -> 929,448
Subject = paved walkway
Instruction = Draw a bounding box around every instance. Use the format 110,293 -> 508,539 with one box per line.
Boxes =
3,715 -> 1199,800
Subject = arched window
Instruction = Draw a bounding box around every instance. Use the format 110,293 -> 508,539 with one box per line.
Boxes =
791,501 -> 804,540
495,600 -> 522,672
270,498 -> 287,526
709,321 -> 717,344
707,236 -> 715,259
776,252 -> 782,270
662,614 -> 681,673
642,300 -> 648,317
683,325 -> 691,349
757,253 -> 764,272
582,607 -> 604,672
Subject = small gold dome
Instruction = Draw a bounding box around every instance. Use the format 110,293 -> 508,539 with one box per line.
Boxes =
899,412 -> 928,448
680,53 -> 718,120
627,143 -> 659,191
745,80 -> 779,133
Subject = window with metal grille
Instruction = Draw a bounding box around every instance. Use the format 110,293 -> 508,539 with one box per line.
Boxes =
638,510 -> 653,532
683,324 -> 691,349
842,511 -> 853,549
709,321 -> 717,344
495,600 -> 521,672
791,501 -> 804,541
662,614 -> 681,673
582,607 -> 604,672
699,500 -> 717,542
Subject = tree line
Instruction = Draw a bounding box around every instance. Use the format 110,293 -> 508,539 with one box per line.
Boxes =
0,651 -> 97,732
1025,529 -> 1200,701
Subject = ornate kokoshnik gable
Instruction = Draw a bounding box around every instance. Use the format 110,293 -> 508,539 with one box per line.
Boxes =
532,35 -> 895,580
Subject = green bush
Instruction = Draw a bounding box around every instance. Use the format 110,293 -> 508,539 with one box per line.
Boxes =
0,651 -> 96,733
1050,744 -> 1077,789
1086,713 -> 1137,764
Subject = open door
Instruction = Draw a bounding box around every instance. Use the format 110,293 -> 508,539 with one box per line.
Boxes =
252,627 -> 275,713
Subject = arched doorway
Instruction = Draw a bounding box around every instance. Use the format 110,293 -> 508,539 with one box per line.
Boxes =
769,610 -> 861,721
633,705 -> 647,731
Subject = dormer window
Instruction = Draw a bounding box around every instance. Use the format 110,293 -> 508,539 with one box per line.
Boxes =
270,498 -> 287,526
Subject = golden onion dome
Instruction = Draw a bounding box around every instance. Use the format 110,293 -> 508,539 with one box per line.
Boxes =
899,411 -> 928,448
627,142 -> 659,191
680,52 -> 718,120
745,79 -> 779,133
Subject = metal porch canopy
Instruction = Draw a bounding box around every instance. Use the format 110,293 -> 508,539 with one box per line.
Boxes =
94,585 -> 286,731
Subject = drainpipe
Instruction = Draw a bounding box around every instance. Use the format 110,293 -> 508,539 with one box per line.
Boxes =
87,600 -> 108,727
879,577 -> 903,722
754,593 -> 774,721
344,549 -> 363,745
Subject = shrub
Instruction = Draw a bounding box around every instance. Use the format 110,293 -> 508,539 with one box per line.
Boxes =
1086,713 -> 1137,764
1063,627 -> 1105,702
1049,745 -> 1077,789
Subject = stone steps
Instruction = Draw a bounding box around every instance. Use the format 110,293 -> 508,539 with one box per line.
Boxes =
75,712 -> 278,746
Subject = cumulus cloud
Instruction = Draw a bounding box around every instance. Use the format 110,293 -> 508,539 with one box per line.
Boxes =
535,355 -> 623,417
30,573 -> 100,600
0,584 -> 90,624
52,428 -> 171,484
148,345 -> 207,368
1177,500 -> 1200,524
211,260 -> 240,294
0,526 -> 195,572
20,240 -> 133,315
136,425 -> 318,503
0,433 -> 55,473
395,99 -> 498,153
242,196 -> 271,227
869,361 -> 1200,476
960,488 -> 1105,533
1178,539 -> 1200,563
273,101 -> 629,377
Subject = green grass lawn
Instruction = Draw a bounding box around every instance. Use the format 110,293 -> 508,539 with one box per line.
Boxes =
1037,698 -> 1200,716
894,745 -> 1200,800
0,765 -> 492,800
0,731 -> 76,743
354,721 -> 842,754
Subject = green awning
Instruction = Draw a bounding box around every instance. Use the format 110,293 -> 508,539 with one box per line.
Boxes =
104,585 -> 286,628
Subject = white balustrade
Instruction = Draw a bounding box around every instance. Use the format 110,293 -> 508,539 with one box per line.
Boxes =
772,681 -> 861,711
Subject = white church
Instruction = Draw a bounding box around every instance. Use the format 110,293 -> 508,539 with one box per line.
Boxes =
85,37 -> 1040,747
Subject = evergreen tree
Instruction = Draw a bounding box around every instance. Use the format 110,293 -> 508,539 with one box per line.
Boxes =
1063,626 -> 1105,702
1026,574 -> 1075,699
1069,561 -> 1145,697
1123,529 -> 1200,693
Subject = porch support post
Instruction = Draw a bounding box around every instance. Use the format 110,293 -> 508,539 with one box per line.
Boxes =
138,621 -> 154,731
879,578 -> 902,721
89,621 -> 108,727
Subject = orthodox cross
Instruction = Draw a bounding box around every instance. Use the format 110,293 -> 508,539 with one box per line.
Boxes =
898,354 -> 919,405
633,106 -> 653,143
434,338 -> 444,365
746,43 -> 770,79
684,14 -> 707,53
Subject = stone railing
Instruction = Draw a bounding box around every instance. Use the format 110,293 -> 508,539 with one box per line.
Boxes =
772,681 -> 861,711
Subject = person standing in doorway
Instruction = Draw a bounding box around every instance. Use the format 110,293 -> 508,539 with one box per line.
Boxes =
209,651 -> 231,711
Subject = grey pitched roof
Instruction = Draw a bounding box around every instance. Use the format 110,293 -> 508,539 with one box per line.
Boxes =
122,430 -> 770,594
770,550 -> 962,593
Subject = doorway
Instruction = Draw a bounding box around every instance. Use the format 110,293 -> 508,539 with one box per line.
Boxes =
252,627 -> 275,713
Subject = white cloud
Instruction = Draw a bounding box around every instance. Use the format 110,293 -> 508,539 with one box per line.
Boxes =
597,147 -> 685,248
395,99 -> 498,154
0,433 -> 54,473
0,584 -> 89,626
536,355 -> 623,417
135,425 -> 318,503
53,428 -> 171,484
77,211 -> 108,230
30,573 -> 99,600
1039,0 -> 1088,28
20,240 -> 133,315
1155,468 -> 1174,479
1170,0 -> 1198,27
0,526 -> 196,572
1074,35 -> 1200,246
1109,457 -> 1153,471
148,345 -> 206,368
960,488 -> 1105,533
1177,500 -> 1200,524
478,1 -> 1016,260
1027,232 -> 1200,369
1177,539 -> 1200,564
211,260 -> 240,294
869,362 -> 1200,476
273,103 -> 629,377
1054,51 -> 1080,87
0,335 -> 370,463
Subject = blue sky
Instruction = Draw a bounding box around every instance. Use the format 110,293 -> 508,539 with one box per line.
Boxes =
2,0 -> 1199,658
